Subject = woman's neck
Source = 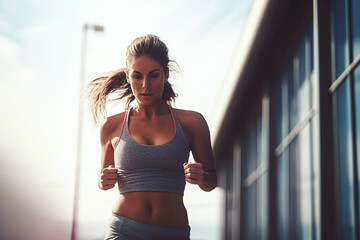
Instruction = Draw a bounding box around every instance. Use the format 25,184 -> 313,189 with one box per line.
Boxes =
133,100 -> 169,120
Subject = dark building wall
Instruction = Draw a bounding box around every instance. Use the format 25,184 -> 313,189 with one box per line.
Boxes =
213,0 -> 360,239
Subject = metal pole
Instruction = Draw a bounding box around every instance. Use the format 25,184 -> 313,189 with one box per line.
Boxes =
71,23 -> 103,240
71,23 -> 88,240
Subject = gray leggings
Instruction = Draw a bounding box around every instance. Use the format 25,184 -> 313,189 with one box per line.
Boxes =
104,214 -> 191,240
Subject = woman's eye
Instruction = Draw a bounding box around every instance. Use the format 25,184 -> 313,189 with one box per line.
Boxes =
133,75 -> 142,80
150,74 -> 159,79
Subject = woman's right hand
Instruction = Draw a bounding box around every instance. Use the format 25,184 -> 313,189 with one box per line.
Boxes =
98,165 -> 118,190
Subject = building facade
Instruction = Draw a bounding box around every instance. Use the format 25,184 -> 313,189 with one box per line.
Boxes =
212,0 -> 360,239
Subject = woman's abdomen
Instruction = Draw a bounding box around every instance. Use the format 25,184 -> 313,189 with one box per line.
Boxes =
111,191 -> 188,228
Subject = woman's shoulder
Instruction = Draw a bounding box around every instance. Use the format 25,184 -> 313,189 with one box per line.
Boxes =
173,108 -> 207,128
100,111 -> 126,139
173,108 -> 211,144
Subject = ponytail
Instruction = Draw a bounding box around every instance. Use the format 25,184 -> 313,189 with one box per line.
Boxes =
86,68 -> 133,125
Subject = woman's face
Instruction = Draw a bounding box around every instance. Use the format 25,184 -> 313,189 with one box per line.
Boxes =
127,55 -> 168,106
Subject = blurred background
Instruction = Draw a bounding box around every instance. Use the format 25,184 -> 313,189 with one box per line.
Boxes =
211,0 -> 360,240
0,0 -> 252,239
3,0 -> 359,239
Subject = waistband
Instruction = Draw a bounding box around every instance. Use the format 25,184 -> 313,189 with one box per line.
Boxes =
108,214 -> 190,240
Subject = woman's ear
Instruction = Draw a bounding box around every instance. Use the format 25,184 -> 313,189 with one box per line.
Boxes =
164,67 -> 169,83
126,71 -> 130,84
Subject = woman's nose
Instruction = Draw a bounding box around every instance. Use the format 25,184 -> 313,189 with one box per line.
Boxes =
142,78 -> 149,89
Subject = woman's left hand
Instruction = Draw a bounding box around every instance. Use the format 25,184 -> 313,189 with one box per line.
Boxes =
183,163 -> 205,185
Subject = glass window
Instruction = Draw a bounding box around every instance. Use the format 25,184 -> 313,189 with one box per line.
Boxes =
243,122 -> 258,239
333,0 -> 358,238
246,123 -> 258,177
289,139 -> 300,238
225,149 -> 242,240
297,123 -> 314,239
279,73 -> 289,144
333,0 -> 350,78
276,26 -> 316,240
354,66 -> 360,239
352,0 -> 360,170
258,172 -> 268,240
297,31 -> 315,240
352,0 -> 360,189
334,79 -> 356,240
246,184 -> 257,239
288,62 -> 298,131
298,35 -> 313,121
278,151 -> 289,240
241,99 -> 268,240
351,0 -> 360,57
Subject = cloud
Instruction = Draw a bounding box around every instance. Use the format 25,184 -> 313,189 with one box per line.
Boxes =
0,0 -> 17,19
0,35 -> 19,62
0,18 -> 11,31
20,24 -> 48,38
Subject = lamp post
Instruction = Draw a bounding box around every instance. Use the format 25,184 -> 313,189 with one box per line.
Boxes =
71,24 -> 104,240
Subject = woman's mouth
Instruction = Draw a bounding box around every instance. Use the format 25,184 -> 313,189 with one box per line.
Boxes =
140,93 -> 153,96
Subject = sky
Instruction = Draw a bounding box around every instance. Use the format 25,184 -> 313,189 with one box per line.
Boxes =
0,0 -> 252,239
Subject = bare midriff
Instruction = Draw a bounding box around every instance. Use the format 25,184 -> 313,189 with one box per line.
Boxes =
112,192 -> 188,228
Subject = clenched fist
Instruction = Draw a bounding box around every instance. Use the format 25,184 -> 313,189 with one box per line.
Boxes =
183,162 -> 205,185
98,165 -> 118,190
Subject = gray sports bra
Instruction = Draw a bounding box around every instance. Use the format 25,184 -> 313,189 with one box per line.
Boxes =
114,106 -> 190,195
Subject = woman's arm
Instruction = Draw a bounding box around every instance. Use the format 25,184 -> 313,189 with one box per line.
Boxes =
181,111 -> 217,192
98,118 -> 119,190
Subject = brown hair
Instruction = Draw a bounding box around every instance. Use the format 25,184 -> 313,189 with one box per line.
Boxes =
86,34 -> 178,124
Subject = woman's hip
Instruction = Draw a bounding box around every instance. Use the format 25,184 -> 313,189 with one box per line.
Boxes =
103,213 -> 191,240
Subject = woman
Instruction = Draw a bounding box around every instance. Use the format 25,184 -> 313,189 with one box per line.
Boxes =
87,34 -> 217,240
